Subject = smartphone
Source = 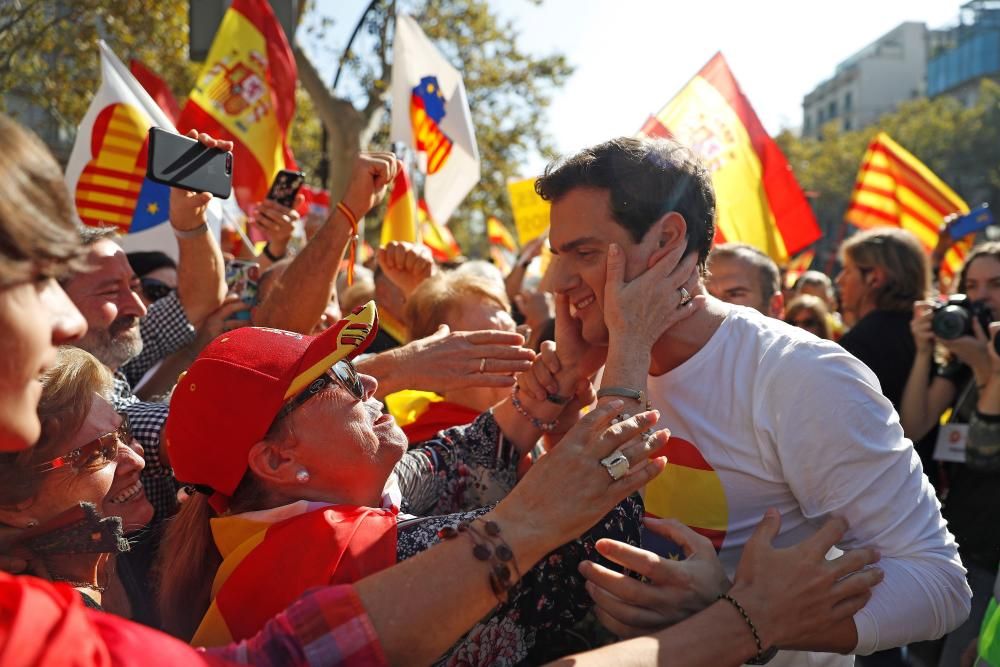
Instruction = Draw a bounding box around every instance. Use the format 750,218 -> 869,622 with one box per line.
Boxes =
266,169 -> 306,208
225,260 -> 260,321
146,127 -> 233,199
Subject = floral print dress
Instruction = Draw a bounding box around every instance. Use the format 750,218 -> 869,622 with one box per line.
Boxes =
393,411 -> 644,667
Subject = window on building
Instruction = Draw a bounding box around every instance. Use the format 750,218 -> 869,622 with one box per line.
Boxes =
844,92 -> 852,111
844,118 -> 852,131
818,108 -> 825,123
804,115 -> 812,133
828,100 -> 837,118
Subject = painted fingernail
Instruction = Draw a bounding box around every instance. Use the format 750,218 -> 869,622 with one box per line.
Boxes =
609,243 -> 620,256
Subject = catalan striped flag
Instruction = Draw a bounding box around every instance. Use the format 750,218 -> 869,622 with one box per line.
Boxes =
638,52 -> 821,263
846,132 -> 970,279
381,164 -> 419,246
487,217 -> 518,252
418,200 -> 462,261
192,503 -> 397,647
784,249 -> 815,289
177,0 -> 297,211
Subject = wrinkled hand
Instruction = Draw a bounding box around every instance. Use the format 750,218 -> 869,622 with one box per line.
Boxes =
497,401 -> 668,550
377,241 -> 436,297
515,341 -> 596,430
341,152 -> 401,219
252,194 -> 304,256
580,517 -> 731,638
911,300 -> 936,355
726,510 -> 883,650
169,130 -> 234,231
393,325 -> 535,393
604,242 -> 704,349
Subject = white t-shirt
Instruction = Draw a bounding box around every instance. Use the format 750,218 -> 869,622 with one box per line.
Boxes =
643,306 -> 970,665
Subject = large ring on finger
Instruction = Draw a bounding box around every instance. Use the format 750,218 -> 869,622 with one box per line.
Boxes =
678,286 -> 693,307
600,451 -> 630,481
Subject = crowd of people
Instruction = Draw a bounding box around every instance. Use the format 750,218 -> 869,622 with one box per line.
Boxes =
0,105 -> 997,667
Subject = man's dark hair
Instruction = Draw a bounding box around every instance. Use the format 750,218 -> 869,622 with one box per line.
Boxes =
535,137 -> 716,270
709,243 -> 780,303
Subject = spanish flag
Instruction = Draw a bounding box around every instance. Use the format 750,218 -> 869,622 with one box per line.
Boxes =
381,164 -> 419,246
192,502 -> 397,647
846,132 -> 970,280
177,0 -> 297,211
487,217 -> 518,252
419,200 -> 462,261
639,53 -> 820,264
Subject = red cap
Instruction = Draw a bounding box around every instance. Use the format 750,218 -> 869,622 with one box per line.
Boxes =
165,302 -> 378,513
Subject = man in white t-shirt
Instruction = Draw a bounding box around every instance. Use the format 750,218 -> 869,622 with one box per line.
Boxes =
530,136 -> 971,666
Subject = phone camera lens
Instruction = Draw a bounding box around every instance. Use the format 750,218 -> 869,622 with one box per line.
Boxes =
225,153 -> 232,175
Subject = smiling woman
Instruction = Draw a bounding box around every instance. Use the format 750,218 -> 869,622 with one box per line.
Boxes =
0,346 -> 153,615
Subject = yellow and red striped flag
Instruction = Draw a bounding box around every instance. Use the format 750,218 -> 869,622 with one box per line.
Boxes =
487,216 -> 518,252
846,132 -> 970,279
381,164 -> 419,246
418,200 -> 462,261
784,249 -> 816,289
177,0 -> 297,211
638,52 -> 820,263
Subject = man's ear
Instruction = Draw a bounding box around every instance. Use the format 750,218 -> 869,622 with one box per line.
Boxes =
769,292 -> 785,319
247,440 -> 296,486
646,211 -> 688,268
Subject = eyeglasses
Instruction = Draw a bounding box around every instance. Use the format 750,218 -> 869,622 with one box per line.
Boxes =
35,414 -> 131,473
272,360 -> 365,425
140,278 -> 173,303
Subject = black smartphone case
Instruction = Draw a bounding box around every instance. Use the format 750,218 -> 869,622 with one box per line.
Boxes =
146,127 -> 233,199
266,169 -> 306,208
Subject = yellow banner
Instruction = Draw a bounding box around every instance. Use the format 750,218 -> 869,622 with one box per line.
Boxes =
507,177 -> 551,245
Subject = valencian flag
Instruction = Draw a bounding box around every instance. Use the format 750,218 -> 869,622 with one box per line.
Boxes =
390,13 -> 480,223
177,0 -> 297,211
419,200 -> 462,261
381,164 -> 419,246
65,41 -> 224,259
639,52 -> 820,263
846,132 -> 970,280
130,59 -> 180,123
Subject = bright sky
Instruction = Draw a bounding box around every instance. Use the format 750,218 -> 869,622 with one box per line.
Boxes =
308,0 -> 963,176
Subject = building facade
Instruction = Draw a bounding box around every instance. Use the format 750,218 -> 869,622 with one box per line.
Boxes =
802,22 -> 931,137
928,0 -> 1000,105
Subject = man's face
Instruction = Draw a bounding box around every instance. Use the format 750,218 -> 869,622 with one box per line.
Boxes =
547,187 -> 661,345
64,239 -> 147,371
706,256 -> 768,314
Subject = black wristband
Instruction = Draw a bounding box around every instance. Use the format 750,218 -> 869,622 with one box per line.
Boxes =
262,243 -> 286,262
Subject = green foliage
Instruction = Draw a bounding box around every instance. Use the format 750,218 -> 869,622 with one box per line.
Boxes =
776,80 -> 1000,270
0,0 -> 197,139
300,0 -> 572,256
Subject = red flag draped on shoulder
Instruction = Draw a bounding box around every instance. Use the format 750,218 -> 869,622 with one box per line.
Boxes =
177,0 -> 297,210
638,52 -> 820,263
846,132 -> 970,280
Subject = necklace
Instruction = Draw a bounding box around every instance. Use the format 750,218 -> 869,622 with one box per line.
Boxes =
50,577 -> 106,592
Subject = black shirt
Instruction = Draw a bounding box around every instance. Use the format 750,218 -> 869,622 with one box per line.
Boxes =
839,309 -> 916,410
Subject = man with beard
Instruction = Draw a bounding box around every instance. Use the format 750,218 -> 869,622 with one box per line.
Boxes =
62,134 -> 231,520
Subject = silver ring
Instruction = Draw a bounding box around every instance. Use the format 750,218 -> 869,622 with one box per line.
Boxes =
678,286 -> 693,307
479,358 -> 487,373
600,451 -> 630,481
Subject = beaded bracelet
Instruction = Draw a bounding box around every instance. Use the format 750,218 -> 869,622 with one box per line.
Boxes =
437,518 -> 520,604
336,201 -> 360,285
510,384 -> 559,433
717,593 -> 778,664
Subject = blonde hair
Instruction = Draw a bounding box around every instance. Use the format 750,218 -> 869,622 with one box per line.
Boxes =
784,295 -> 832,339
405,271 -> 511,340
0,347 -> 114,506
840,228 -> 929,312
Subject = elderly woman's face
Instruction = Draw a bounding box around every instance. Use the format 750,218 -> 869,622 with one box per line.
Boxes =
285,371 -> 409,506
28,395 -> 153,531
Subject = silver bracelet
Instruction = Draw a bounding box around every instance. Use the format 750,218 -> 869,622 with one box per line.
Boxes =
172,222 -> 209,239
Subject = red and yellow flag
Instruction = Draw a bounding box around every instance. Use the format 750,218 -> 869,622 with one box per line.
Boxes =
784,249 -> 816,289
129,59 -> 180,123
487,216 -> 518,252
177,0 -> 297,211
639,52 -> 820,263
418,199 -> 462,261
381,164 -> 419,246
846,132 -> 970,280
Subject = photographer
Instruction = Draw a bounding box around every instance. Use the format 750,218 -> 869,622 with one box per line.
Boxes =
900,242 -> 1000,667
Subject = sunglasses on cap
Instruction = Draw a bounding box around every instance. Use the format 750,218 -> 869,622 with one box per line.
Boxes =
34,414 -> 131,473
140,278 -> 173,303
272,360 -> 365,425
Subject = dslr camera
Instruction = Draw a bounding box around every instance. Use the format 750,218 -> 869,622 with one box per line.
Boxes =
931,294 -> 993,340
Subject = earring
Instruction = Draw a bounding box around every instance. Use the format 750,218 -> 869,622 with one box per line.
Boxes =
25,519 -> 38,528
295,469 -> 311,484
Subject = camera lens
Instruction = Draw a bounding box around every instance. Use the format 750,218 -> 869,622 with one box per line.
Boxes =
932,305 -> 971,340
225,153 -> 232,175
